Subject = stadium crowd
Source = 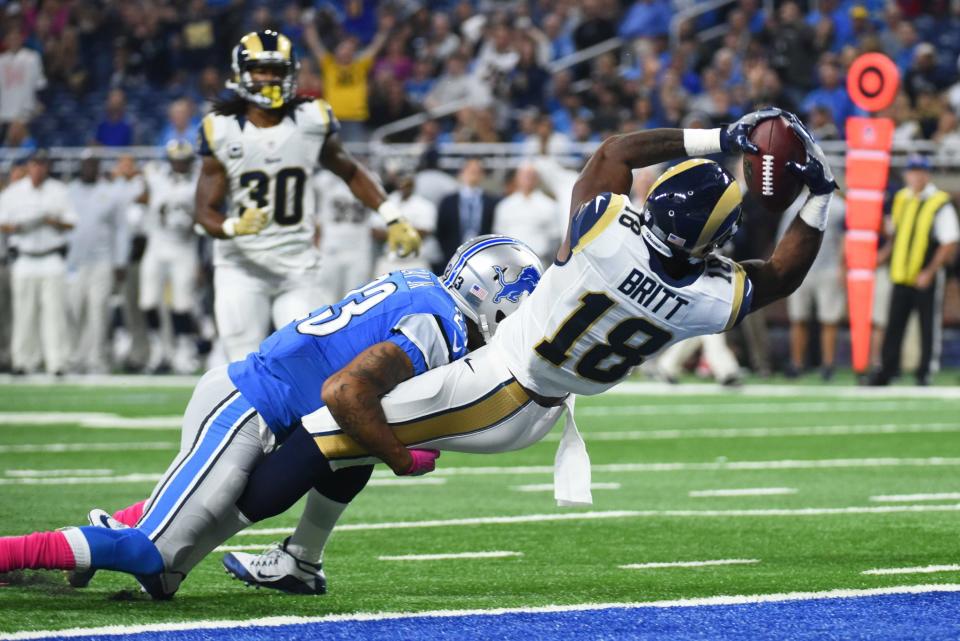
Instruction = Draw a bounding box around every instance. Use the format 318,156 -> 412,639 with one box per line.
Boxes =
0,0 -> 958,383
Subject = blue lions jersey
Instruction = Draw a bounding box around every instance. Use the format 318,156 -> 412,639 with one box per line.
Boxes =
228,269 -> 469,438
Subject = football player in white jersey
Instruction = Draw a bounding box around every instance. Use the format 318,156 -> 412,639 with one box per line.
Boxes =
194,30 -> 420,361
313,170 -> 374,298
223,108 -> 839,594
139,140 -> 200,373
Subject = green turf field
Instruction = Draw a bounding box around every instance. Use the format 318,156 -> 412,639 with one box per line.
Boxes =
1,376 -> 959,634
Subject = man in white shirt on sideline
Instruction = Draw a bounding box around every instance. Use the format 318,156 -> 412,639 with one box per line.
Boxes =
491,163 -> 562,266
0,150 -> 76,375
374,173 -> 439,274
0,29 -> 46,138
66,153 -> 130,374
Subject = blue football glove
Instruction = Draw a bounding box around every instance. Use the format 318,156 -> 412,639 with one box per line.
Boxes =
719,107 -> 783,154
780,110 -> 838,196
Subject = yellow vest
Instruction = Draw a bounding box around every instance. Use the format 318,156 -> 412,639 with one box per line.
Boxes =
890,187 -> 951,286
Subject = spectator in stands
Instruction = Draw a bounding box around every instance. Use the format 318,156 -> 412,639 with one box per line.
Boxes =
66,154 -> 130,374
522,113 -> 571,157
374,39 -> 413,83
420,13 -> 461,61
781,194 -> 847,380
368,77 -> 420,140
0,150 -> 75,376
802,61 -> 857,134
492,164 -> 561,266
574,0 -> 616,52
4,121 -> 37,151
435,158 -> 497,270
933,109 -> 960,164
542,12 -> 574,61
764,1 -> 815,95
157,98 -> 199,147
0,29 -> 46,142
619,0 -> 671,40
180,0 -> 217,71
304,14 -> 389,141
870,156 -> 959,386
424,53 -> 491,110
95,89 -> 134,147
904,43 -> 955,106
809,104 -> 840,141
893,21 -> 920,72
404,59 -> 435,106
508,38 -> 549,110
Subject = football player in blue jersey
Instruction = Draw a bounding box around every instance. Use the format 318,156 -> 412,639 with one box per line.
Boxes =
0,236 -> 543,599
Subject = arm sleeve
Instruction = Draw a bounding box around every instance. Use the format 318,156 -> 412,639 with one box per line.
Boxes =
111,189 -> 131,267
933,203 -> 960,245
390,312 -> 456,374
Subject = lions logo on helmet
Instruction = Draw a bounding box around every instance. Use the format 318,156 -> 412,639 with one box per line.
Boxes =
443,235 -> 542,341
227,30 -> 299,110
640,158 -> 742,262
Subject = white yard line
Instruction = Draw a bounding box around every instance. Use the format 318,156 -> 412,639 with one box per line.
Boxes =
513,482 -> 621,493
689,488 -> 797,498
542,423 -> 960,442
0,473 -> 162,485
0,442 -> 175,454
579,401 -> 949,417
378,551 -> 523,561
620,559 -> 759,570
372,457 -> 960,478
368,477 -> 447,487
238,503 -> 960,537
0,412 -> 181,429
4,469 -> 112,477
863,565 -> 960,576
608,381 -> 960,399
869,493 -> 960,503
5,584 -> 960,640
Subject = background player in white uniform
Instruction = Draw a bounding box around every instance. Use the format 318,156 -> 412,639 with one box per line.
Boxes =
314,169 -> 374,298
373,173 -> 440,275
227,108 -> 840,594
139,140 -> 201,373
194,30 -> 421,362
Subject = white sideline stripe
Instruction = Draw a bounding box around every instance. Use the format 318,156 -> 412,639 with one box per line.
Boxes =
579,401 -> 950,417
368,477 -> 447,487
0,412 -> 181,429
0,473 -> 162,485
863,565 -> 960,576
607,381 -> 960,399
239,503 -> 960,537
372,457 -> 960,478
542,423 -> 960,441
870,493 -> 960,503
4,468 -> 112,478
689,488 -> 797,498
379,551 -> 523,561
513,482 -> 621,493
620,559 -> 759,570
5,584 -> 960,640
0,442 -> 175,454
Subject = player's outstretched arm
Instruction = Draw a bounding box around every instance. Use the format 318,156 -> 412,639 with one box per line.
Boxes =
740,114 -> 838,311
321,133 -> 421,256
195,156 -> 231,239
321,341 -> 437,476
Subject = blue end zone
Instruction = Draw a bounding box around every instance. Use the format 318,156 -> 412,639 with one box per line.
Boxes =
27,591 -> 960,641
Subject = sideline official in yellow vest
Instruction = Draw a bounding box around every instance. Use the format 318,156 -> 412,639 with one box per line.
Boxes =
869,155 -> 959,386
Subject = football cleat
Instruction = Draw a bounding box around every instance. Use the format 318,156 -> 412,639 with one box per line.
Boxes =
222,537 -> 326,595
66,509 -> 122,588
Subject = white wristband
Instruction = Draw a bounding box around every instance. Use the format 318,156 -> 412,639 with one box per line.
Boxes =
798,193 -> 832,231
683,128 -> 722,157
378,200 -> 403,225
221,218 -> 237,237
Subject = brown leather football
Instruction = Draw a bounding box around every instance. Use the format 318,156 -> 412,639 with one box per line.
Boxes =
742,116 -> 807,214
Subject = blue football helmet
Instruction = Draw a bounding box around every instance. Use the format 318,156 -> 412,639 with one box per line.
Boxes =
442,235 -> 542,341
227,30 -> 299,110
639,158 -> 743,262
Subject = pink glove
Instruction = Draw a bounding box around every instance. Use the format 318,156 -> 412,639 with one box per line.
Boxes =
401,448 -> 440,476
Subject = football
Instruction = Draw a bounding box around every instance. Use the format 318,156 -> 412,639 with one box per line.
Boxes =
742,116 -> 807,214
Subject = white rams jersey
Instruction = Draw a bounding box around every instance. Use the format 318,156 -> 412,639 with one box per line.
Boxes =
142,162 -> 198,248
314,170 -> 374,253
199,99 -> 338,275
493,192 -> 753,397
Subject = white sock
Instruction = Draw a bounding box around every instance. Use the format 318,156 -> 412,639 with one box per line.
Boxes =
61,527 -> 91,571
286,489 -> 350,564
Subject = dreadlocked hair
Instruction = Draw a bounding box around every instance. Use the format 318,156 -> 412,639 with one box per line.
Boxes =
212,92 -> 312,118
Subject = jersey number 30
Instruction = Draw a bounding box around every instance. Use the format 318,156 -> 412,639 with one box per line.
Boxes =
240,168 -> 306,225
535,292 -> 673,383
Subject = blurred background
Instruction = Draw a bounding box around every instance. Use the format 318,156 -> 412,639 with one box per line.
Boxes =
0,0 -> 957,384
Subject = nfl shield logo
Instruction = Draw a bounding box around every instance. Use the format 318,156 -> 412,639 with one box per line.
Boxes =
228,142 -> 243,159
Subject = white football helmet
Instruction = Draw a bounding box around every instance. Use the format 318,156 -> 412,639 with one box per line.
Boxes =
442,235 -> 543,342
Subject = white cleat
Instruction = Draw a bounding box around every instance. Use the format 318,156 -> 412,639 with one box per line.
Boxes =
222,537 -> 326,595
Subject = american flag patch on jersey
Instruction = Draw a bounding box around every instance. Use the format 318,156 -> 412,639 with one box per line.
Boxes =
469,283 -> 488,301
667,233 -> 686,247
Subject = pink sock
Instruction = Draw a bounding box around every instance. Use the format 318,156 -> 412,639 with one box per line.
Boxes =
0,531 -> 75,572
112,499 -> 147,527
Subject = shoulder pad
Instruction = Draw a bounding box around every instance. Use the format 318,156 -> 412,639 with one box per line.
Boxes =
296,99 -> 340,137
